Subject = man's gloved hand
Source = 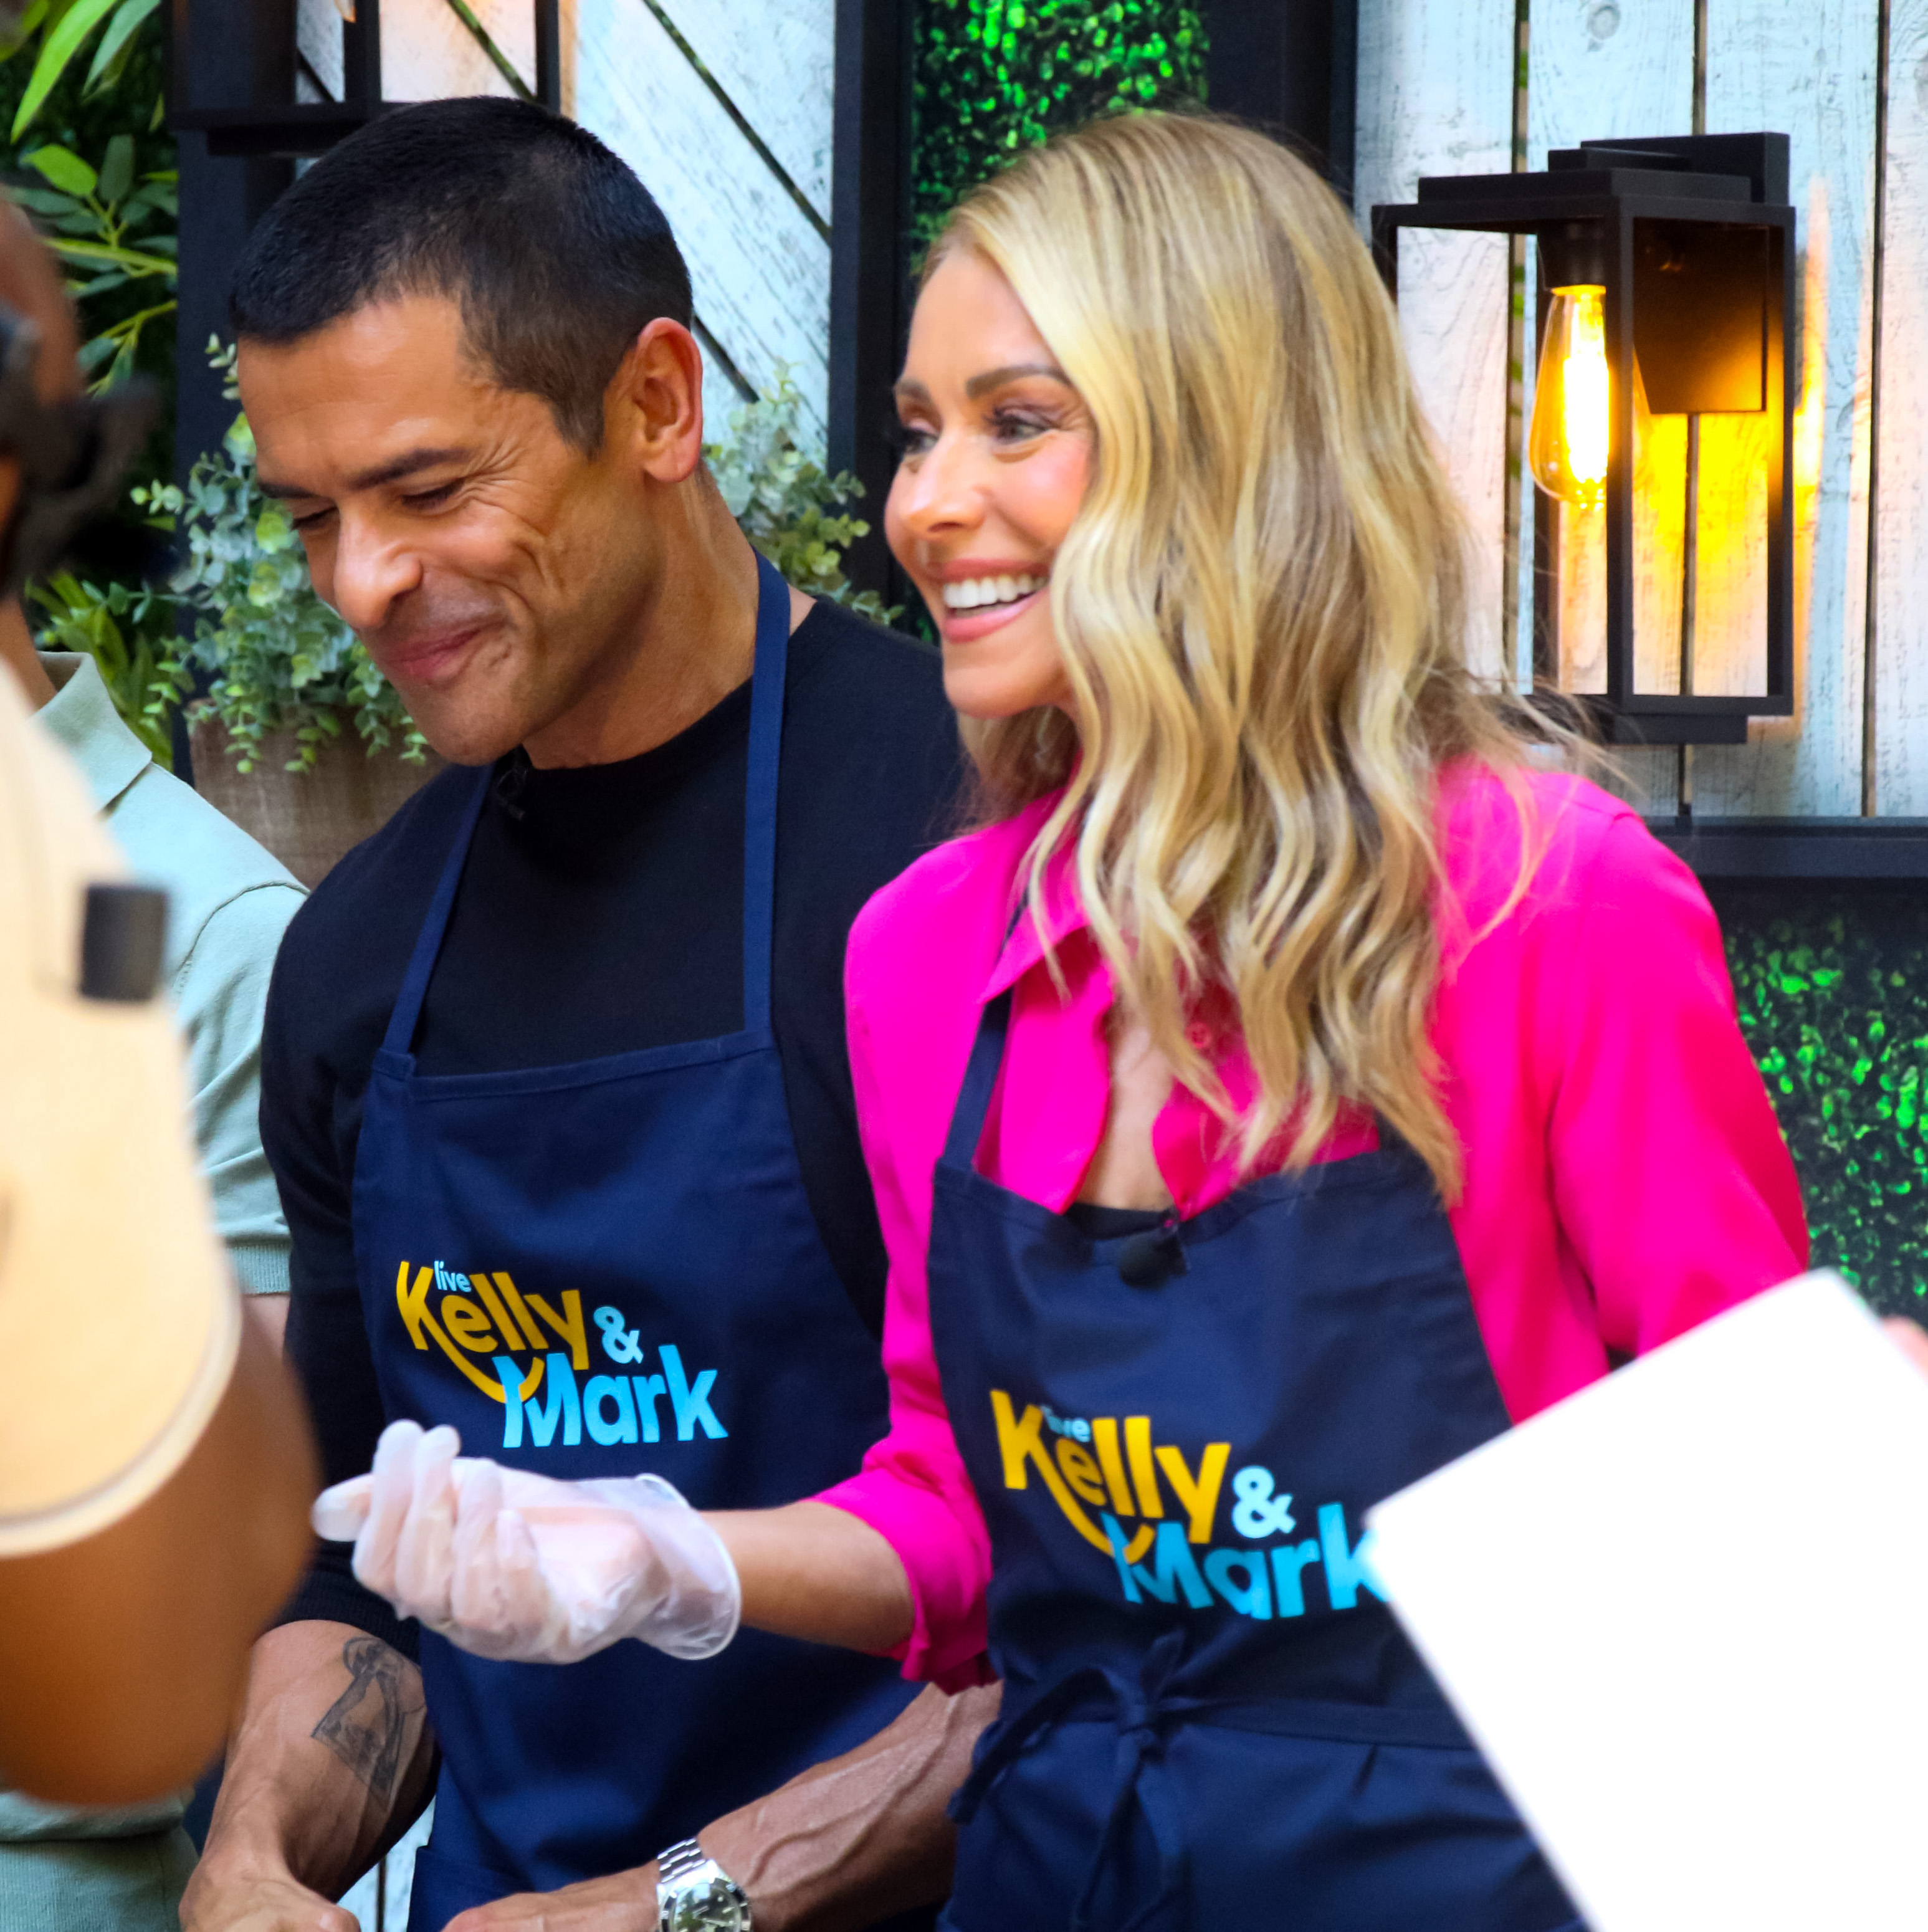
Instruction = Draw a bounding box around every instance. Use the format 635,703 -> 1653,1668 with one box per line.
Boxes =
312,1420 -> 740,1665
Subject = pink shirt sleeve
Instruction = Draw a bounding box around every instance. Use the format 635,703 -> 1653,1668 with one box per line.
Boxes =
1534,813 -> 1807,1360
816,892 -> 998,1689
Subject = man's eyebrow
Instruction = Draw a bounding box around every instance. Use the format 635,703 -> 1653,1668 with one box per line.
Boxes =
964,362 -> 1070,398
256,446 -> 473,499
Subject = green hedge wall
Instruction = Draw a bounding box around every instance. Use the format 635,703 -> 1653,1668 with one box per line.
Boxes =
912,0 -> 1208,242
1709,886 -> 1928,1315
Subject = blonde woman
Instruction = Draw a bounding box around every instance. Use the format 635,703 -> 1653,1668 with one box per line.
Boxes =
323,113 -> 1805,1930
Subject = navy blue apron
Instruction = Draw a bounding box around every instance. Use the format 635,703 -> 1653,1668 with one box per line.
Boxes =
352,555 -> 920,1930
928,987 -> 1582,1931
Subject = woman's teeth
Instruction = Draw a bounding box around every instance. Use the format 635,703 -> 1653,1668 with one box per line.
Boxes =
940,573 -> 1046,611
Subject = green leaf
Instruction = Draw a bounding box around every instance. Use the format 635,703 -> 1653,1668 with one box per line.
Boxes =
45,237 -> 175,277
25,142 -> 97,198
11,0 -> 124,141
0,1 -> 52,62
84,0 -> 156,93
4,184 -> 82,216
254,503 -> 295,552
96,131 -> 133,208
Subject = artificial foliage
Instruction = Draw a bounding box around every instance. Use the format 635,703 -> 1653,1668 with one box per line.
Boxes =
708,368 -> 895,625
1709,884 -> 1928,1315
912,0 -> 1208,239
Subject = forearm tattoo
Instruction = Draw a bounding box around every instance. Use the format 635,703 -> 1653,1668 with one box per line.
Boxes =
311,1636 -> 424,1802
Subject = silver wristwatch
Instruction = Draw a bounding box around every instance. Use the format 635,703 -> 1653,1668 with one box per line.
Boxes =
656,1837 -> 752,1932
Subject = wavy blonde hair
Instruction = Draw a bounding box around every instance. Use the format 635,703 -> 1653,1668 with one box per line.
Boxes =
932,112 -> 1562,1201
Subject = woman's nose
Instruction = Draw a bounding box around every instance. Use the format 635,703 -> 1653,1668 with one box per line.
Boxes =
894,431 -> 986,541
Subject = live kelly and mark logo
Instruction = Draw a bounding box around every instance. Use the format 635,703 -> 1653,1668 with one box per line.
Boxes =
396,1259 -> 727,1455
992,1392 -> 1384,1623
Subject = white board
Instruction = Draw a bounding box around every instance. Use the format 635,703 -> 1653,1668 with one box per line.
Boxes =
381,0 -> 525,102
570,0 -> 831,441
1355,0 -> 1516,686
1871,0 -> 1928,812
656,0 -> 834,224
1691,0 -> 1880,816
297,0 -> 344,100
1369,1272 -> 1928,1932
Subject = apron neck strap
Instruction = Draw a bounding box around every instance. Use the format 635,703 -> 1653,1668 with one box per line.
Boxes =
741,549 -> 791,1036
940,984 -> 1015,1172
379,552 -> 795,1059
381,762 -> 491,1057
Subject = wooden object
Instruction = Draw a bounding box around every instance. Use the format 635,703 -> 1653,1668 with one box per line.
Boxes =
189,722 -> 445,889
1873,0 -> 1928,810
570,0 -> 833,445
1692,0 -> 1880,816
1355,0 -> 1515,686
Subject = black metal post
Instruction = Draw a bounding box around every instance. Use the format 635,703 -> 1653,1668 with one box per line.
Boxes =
828,0 -> 913,607
168,0 -> 295,782
1205,0 -> 1359,202
535,0 -> 561,113
1606,209 -> 1636,713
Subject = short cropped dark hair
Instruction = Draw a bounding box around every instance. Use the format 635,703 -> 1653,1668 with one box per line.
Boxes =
229,96 -> 692,450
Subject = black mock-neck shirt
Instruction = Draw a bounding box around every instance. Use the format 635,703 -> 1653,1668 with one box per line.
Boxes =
263,598 -> 962,1648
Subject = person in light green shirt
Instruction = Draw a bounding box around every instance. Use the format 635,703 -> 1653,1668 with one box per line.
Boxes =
1,623 -> 305,1932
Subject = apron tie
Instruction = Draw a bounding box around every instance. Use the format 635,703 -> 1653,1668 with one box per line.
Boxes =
953,1628 -> 1205,1932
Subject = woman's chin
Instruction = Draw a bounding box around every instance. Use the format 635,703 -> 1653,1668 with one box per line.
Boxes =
940,662 -> 1070,721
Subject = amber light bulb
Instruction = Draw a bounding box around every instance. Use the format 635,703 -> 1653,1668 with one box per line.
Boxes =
1529,284 -> 1611,506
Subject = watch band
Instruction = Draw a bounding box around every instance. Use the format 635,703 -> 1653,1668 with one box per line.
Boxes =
656,1837 -> 753,1932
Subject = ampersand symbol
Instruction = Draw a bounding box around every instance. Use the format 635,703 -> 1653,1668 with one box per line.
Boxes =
594,1304 -> 643,1364
1231,1466 -> 1296,1539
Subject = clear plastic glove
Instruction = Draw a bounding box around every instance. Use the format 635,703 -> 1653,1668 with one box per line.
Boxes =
311,1420 -> 740,1665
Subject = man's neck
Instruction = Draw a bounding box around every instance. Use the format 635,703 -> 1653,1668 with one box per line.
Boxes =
0,596 -> 54,709
522,484 -> 767,771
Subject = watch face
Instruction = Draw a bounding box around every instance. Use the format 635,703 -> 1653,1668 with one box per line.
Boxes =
665,1868 -> 749,1932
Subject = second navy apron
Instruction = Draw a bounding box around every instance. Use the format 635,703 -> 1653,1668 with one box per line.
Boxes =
930,987 -> 1582,1931
351,555 -> 920,1928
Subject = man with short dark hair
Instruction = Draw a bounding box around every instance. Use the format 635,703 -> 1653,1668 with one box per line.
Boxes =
184,98 -> 989,1932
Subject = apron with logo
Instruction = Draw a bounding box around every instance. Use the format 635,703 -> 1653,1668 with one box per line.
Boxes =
352,555 -> 919,1928
929,987 -> 1582,1931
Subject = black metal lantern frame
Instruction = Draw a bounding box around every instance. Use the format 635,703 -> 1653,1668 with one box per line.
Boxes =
1372,133 -> 1796,746
170,0 -> 562,158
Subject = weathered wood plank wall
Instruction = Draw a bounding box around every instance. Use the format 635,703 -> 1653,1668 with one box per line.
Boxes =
1361,0 -> 1907,821
1874,0 -> 1928,810
293,0 -> 832,451
1355,0 -> 1516,684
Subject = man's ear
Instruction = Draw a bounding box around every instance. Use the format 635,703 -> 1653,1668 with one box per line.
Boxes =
610,318 -> 705,486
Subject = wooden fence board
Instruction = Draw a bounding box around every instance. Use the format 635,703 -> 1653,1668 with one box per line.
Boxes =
382,0 -> 520,100
1527,0 -> 1695,809
1691,0 -> 1879,816
1356,0 -> 1516,684
1872,0 -> 1928,811
656,0 -> 834,223
570,0 -> 830,439
297,0 -> 343,99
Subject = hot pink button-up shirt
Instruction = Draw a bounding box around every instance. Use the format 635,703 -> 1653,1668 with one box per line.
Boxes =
819,766 -> 1807,1687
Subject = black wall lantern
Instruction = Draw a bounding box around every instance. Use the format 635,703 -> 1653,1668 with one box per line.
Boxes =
169,0 -> 562,157
1372,134 -> 1797,745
